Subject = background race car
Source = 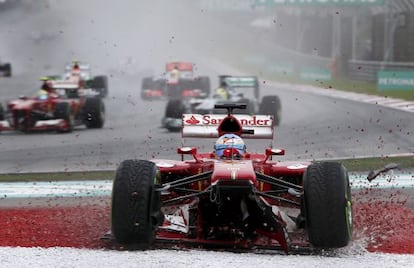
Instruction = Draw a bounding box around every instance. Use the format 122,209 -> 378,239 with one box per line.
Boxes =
0,60 -> 12,77
162,75 -> 281,131
141,61 -> 210,101
165,61 -> 194,81
0,80 -> 105,133
48,62 -> 109,98
106,103 -> 352,254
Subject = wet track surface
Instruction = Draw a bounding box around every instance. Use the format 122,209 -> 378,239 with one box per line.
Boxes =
1,72 -> 413,173
1,1 -> 413,174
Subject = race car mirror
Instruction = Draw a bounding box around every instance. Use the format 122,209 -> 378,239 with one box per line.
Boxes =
266,148 -> 285,156
177,147 -> 198,161
264,148 -> 285,163
177,146 -> 197,155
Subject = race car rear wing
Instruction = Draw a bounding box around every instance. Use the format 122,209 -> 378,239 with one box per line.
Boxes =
165,62 -> 193,71
182,114 -> 274,139
220,75 -> 259,99
223,76 -> 258,88
50,80 -> 79,89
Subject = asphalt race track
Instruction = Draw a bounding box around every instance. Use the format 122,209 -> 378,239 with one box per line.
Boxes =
1,1 -> 413,173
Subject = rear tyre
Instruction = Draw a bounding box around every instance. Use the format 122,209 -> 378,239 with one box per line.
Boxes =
92,75 -> 108,98
141,77 -> 154,100
303,161 -> 352,248
54,102 -> 74,133
259,95 -> 281,126
236,98 -> 255,115
83,97 -> 105,128
111,160 -> 163,248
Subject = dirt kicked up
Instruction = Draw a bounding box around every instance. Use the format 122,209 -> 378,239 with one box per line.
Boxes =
0,191 -> 413,254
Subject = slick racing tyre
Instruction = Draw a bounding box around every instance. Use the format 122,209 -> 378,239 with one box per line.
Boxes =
141,77 -> 154,100
0,103 -> 4,121
83,97 -> 105,128
259,95 -> 281,126
1,63 -> 12,77
303,161 -> 352,248
92,75 -> 108,98
197,76 -> 210,97
54,102 -> 74,133
235,98 -> 255,115
164,99 -> 186,132
111,160 -> 163,248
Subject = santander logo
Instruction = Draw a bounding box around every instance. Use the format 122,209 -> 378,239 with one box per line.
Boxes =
184,114 -> 272,127
185,115 -> 200,125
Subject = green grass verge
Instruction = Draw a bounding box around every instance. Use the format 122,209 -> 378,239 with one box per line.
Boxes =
0,170 -> 115,182
258,70 -> 414,101
336,155 -> 414,172
0,156 -> 412,182
310,78 -> 414,101
224,51 -> 414,101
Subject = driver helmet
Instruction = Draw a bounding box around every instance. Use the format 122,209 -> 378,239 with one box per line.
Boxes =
37,89 -> 49,100
72,60 -> 81,74
214,87 -> 229,100
214,133 -> 246,159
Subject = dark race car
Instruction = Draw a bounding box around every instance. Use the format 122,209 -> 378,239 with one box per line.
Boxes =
162,75 -> 281,131
105,103 -> 352,254
141,77 -> 211,101
141,61 -> 210,101
0,60 -> 12,77
0,80 -> 105,133
48,61 -> 109,98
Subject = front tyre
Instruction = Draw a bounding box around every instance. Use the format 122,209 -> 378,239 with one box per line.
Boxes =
92,75 -> 108,98
83,97 -> 105,128
0,103 -> 4,121
1,63 -> 12,77
111,160 -> 163,249
54,102 -> 74,133
303,161 -> 352,248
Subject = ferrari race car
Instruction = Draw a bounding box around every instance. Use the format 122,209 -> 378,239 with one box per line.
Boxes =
106,103 -> 352,254
0,60 -> 12,77
49,61 -> 109,98
162,75 -> 281,131
0,80 -> 105,133
141,61 -> 210,101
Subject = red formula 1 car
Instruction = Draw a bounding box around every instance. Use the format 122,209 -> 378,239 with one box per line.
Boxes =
0,80 -> 105,133
107,104 -> 352,253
